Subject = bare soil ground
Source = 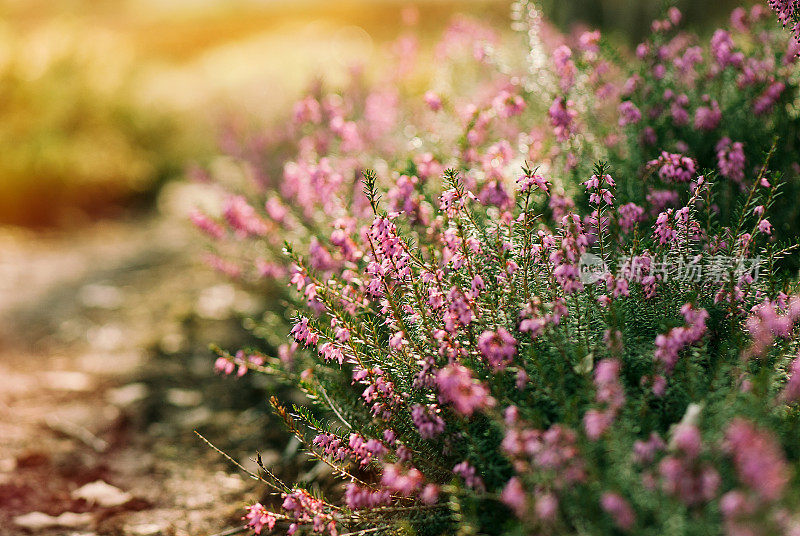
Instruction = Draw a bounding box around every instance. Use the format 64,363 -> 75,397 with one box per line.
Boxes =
0,215 -> 304,536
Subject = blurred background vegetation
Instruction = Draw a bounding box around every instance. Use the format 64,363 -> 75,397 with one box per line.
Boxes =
0,0 -> 757,227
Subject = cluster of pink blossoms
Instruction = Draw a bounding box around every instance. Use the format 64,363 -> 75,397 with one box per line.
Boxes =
313,432 -> 387,467
548,97 -> 577,142
477,328 -> 517,370
244,503 -> 277,534
769,0 -> 800,39
724,418 -> 789,502
654,304 -> 709,375
716,138 -> 747,185
745,295 -> 800,356
648,152 -> 697,183
282,489 -> 336,536
198,6 -> 800,535
658,424 -> 721,506
411,404 -> 446,438
583,359 -> 625,439
214,350 -> 264,377
435,364 -> 495,416
600,492 -> 636,531
617,101 -> 641,126
502,411 -> 586,492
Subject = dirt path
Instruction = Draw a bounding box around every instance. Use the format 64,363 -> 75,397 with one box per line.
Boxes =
0,214 -> 293,536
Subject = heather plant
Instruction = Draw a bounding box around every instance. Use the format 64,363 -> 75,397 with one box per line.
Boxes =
603,4 -> 800,254
191,3 -> 800,535
217,159 -> 800,536
769,1 -> 800,40
512,1 -> 800,263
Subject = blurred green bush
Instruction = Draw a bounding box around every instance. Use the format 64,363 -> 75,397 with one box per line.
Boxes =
0,20 -> 193,226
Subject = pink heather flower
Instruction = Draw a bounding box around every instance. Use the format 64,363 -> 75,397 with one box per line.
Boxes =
654,304 -> 708,373
618,101 -> 642,126
265,196 -> 288,223
731,7 -> 748,32
224,195 -> 269,237
436,364 -> 495,416
493,90 -> 526,118
335,327 -> 350,342
671,424 -> 702,460
381,464 -> 424,496
649,152 -> 696,183
344,483 -> 390,509
308,238 -> 335,272
471,274 -> 485,294
633,432 -> 666,464
725,418 -> 789,502
652,375 -> 667,397
594,359 -> 624,407
517,172 -> 550,193
782,356 -> 800,402
389,331 -> 406,349
745,298 -> 798,357
291,317 -> 319,346
716,138 -> 746,184
280,489 -> 333,535
579,30 -> 601,55
444,287 -> 474,331
553,45 -> 577,91
600,492 -> 635,531
675,46 -> 703,78
754,82 -> 785,115
500,477 -> 527,517
694,100 -> 721,131
646,190 -> 679,216
314,433 -> 345,459
424,90 -> 442,112
190,210 -> 225,239
758,218 -> 772,235
317,342 -> 345,365
653,209 -> 677,245
478,180 -> 512,210
215,356 -> 235,376
244,503 -> 277,534
640,126 -> 657,146
585,358 -> 626,440
549,97 -> 577,142
618,202 -> 644,233
411,404 -> 446,439
477,328 -> 517,370
710,29 -> 743,68
584,174 -> 615,205
769,1 -> 800,38
584,409 -> 613,440
659,456 -> 720,506
419,484 -> 439,505
667,7 -> 682,25
553,263 -> 583,294
348,433 -> 388,467
453,461 -> 485,491
670,100 -> 689,127
535,492 -> 558,521
293,96 -> 322,125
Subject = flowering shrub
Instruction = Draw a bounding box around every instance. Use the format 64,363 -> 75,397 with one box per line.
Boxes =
604,4 -> 800,257
192,3 -> 800,535
770,0 -> 800,40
